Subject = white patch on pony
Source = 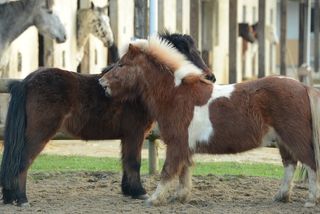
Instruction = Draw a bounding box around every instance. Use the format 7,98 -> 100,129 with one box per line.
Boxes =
188,84 -> 235,150
120,36 -> 203,87
188,102 -> 213,150
174,63 -> 203,86
212,84 -> 235,100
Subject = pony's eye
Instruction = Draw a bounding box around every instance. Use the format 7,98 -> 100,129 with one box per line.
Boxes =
118,63 -> 124,67
47,10 -> 53,14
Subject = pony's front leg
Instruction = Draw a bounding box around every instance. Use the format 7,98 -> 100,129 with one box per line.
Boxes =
146,143 -> 191,206
172,164 -> 192,203
121,132 -> 148,199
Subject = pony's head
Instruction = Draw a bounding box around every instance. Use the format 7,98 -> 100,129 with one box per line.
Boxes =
77,2 -> 114,47
99,36 -> 209,99
159,32 -> 215,82
32,0 -> 66,43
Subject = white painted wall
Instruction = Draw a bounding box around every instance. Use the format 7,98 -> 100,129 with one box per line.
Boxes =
8,27 -> 38,78
176,0 -> 190,34
158,0 -> 177,32
51,0 -> 78,71
110,0 -> 134,51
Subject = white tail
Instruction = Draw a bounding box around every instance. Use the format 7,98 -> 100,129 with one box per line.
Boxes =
307,87 -> 320,179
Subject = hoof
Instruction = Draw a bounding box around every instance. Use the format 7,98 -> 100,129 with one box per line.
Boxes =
145,199 -> 153,207
145,198 -> 164,206
18,202 -> 30,207
273,192 -> 290,203
304,201 -> 316,208
133,194 -> 149,200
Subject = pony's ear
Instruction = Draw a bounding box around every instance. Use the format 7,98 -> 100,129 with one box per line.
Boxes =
90,2 -> 95,9
128,44 -> 141,55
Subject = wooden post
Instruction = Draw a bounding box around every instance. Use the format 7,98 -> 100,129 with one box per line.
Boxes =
134,0 -> 148,39
148,139 -> 159,174
148,0 -> 159,175
79,0 -> 91,73
298,0 -> 306,66
229,0 -> 237,83
280,0 -> 288,76
315,0 -> 320,73
190,0 -> 200,48
258,0 -> 266,78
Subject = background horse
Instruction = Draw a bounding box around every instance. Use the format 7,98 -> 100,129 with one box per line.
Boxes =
99,37 -> 320,207
0,33 -> 214,206
77,2 -> 118,66
0,0 -> 66,77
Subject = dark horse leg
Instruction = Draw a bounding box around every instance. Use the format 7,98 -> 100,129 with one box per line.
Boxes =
11,112 -> 65,206
121,131 -> 148,199
1,80 -> 69,206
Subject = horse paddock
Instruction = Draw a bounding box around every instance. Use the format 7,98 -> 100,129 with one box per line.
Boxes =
0,140 -> 319,213
0,171 -> 319,214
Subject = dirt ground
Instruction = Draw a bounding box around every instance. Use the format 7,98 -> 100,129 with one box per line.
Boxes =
1,140 -> 319,213
0,172 -> 319,214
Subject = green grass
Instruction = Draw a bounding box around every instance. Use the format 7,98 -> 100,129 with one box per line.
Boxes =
28,154 -> 284,179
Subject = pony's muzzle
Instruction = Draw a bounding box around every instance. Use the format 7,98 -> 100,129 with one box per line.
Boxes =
99,78 -> 112,97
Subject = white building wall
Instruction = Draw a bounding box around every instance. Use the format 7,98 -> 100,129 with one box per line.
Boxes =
212,0 -> 229,84
8,27 -> 38,78
176,0 -> 190,34
51,0 -> 78,71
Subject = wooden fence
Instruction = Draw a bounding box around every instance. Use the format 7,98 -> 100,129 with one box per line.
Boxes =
0,78 -> 159,174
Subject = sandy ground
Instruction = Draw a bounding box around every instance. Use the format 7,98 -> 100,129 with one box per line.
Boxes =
2,140 -> 320,213
0,172 -> 319,214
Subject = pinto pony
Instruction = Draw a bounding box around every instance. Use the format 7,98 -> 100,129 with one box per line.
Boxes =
99,37 -> 320,207
0,33 -> 214,206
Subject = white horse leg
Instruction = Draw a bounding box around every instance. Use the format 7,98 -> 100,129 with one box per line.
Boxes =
274,164 -> 296,202
146,179 -> 175,206
170,164 -> 192,203
304,165 -> 320,207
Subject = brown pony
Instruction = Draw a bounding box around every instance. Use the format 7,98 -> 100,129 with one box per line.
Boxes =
99,37 -> 320,207
0,33 -> 214,206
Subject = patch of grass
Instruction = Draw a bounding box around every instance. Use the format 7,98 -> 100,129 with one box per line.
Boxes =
28,155 -> 283,179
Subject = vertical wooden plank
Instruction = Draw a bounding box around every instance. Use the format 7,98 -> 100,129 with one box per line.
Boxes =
79,0 -> 91,73
190,0 -> 200,48
229,0 -> 237,83
298,0 -> 306,66
149,0 -> 159,175
314,0 -> 320,73
280,0 -> 288,76
258,0 -> 266,78
134,0 -> 148,39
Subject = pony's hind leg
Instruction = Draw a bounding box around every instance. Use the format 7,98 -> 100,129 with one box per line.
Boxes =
274,145 -> 297,202
303,165 -> 320,207
14,110 -> 67,206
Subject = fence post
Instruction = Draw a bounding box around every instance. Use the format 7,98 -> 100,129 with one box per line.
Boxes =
148,139 -> 159,174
